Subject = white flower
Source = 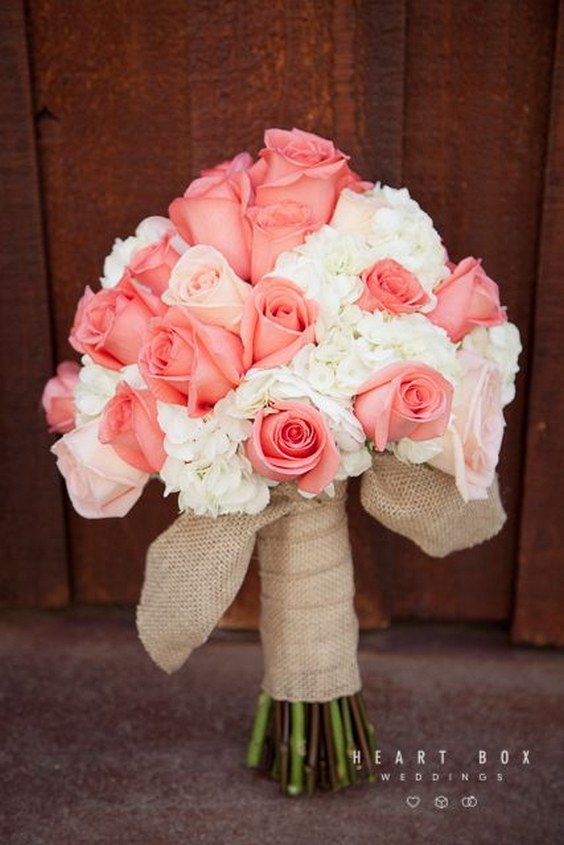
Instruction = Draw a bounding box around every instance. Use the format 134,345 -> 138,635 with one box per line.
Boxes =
355,311 -> 461,387
391,437 -> 444,464
100,216 -> 176,288
160,449 -> 270,517
73,356 -> 122,424
461,322 -> 521,406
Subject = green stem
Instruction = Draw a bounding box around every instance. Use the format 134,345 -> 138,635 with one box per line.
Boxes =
246,690 -> 273,768
287,702 -> 306,796
330,699 -> 350,787
340,697 -> 357,784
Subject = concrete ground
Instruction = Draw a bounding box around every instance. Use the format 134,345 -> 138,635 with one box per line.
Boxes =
1,608 -> 563,845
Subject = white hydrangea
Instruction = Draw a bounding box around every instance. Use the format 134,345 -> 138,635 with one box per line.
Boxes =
156,400 -> 269,516
354,311 -> 461,387
73,356 -> 121,424
100,215 -> 177,288
391,438 -> 445,465
461,322 -> 521,405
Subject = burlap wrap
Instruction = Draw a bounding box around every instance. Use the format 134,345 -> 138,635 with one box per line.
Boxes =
257,482 -> 361,702
136,482 -> 361,701
361,452 -> 506,557
137,457 -> 507,691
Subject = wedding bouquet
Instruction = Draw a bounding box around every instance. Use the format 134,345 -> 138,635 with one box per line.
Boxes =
43,128 -> 520,795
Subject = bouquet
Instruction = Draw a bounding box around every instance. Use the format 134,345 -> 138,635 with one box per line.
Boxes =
43,128 -> 521,796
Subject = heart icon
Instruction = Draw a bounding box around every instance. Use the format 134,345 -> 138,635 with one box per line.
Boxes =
406,796 -> 421,808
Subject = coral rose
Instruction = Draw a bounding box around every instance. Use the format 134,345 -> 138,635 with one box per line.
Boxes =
356,259 -> 430,315
427,257 -> 507,342
169,152 -> 253,279
240,277 -> 318,370
247,401 -> 339,494
99,382 -> 166,473
354,361 -> 453,450
247,200 -> 316,284
42,361 -> 80,433
251,128 -> 359,224
69,278 -> 165,370
138,306 -> 244,416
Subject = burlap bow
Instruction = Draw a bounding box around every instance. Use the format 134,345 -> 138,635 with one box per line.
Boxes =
137,455 -> 506,700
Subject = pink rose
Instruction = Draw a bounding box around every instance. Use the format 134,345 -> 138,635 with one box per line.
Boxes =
240,277 -> 318,369
99,382 -> 166,473
354,362 -> 454,450
51,418 -> 149,518
138,306 -> 244,415
169,152 -> 253,279
251,128 -> 357,224
429,351 -> 505,501
247,401 -> 339,494
42,361 -> 80,433
69,277 -> 165,370
427,257 -> 507,342
330,188 -> 388,234
128,231 -> 182,296
247,200 -> 316,284
356,259 -> 430,314
161,244 -> 251,333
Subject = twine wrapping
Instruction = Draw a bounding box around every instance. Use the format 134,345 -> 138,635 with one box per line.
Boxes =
360,452 -> 506,557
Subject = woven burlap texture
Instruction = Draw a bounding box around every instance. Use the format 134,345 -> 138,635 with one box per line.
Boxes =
361,452 -> 506,557
136,481 -> 361,701
257,481 -> 361,702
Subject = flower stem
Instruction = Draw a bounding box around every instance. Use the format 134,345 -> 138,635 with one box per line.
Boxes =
287,702 -> 306,796
330,699 -> 349,787
246,690 -> 273,768
339,696 -> 357,784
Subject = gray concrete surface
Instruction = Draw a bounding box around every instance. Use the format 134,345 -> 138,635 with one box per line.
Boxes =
1,609 -> 563,844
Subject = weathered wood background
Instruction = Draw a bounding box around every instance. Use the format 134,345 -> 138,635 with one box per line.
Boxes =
1,0 -> 562,645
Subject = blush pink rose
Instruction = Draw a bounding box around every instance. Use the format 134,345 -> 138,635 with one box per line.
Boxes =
356,259 -> 430,314
69,277 -> 165,370
138,306 -> 244,415
240,277 -> 318,369
330,187 -> 388,234
51,418 -> 149,518
247,401 -> 340,494
354,362 -> 454,450
251,128 -> 361,224
247,200 -> 316,284
429,351 -> 505,501
128,231 -> 182,296
427,257 -> 507,342
42,361 -> 80,433
161,244 -> 251,333
99,382 -> 166,473
169,152 -> 253,279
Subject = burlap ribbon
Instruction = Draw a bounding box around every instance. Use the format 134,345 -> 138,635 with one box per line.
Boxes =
137,457 -> 506,695
361,452 -> 506,557
137,481 -> 361,701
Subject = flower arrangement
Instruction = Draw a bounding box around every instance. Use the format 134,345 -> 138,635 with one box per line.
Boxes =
43,128 -> 521,796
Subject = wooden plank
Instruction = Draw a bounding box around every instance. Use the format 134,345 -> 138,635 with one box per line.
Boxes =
388,0 -> 557,622
0,0 -> 68,607
513,11 -> 564,646
27,0 -> 194,602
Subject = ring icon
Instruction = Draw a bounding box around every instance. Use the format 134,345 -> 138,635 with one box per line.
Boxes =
434,795 -> 449,809
461,795 -> 478,808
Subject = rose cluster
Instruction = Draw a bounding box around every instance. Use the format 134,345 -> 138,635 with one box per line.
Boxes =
43,128 -> 521,518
